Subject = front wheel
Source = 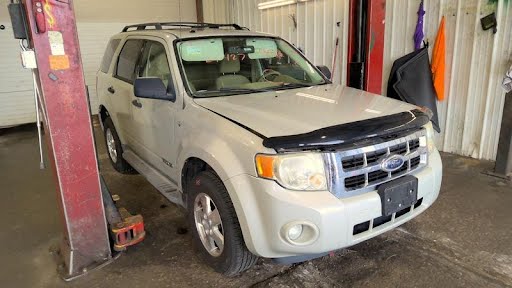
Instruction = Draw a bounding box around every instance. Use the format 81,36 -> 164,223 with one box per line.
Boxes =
187,171 -> 258,276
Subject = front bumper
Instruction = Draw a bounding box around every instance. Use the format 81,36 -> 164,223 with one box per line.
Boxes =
224,149 -> 442,258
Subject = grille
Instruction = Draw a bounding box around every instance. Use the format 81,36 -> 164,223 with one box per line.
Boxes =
345,155 -> 421,190
342,139 -> 420,170
325,129 -> 428,198
353,198 -> 424,235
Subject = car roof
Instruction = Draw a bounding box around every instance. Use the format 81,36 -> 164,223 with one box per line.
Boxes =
116,24 -> 274,40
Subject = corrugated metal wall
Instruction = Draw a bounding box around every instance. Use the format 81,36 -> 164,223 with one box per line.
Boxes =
203,0 -> 234,24
205,0 -> 511,161
384,0 -> 511,160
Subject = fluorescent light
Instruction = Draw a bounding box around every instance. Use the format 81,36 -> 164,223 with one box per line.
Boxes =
258,0 -> 311,10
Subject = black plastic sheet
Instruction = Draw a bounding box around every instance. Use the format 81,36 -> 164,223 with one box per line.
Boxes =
387,47 -> 441,132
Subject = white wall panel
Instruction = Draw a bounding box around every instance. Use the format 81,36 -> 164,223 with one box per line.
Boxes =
383,0 -> 511,160
0,0 -> 197,23
0,23 -> 35,127
203,0 -> 234,24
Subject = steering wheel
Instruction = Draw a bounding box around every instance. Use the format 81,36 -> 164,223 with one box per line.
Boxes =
258,69 -> 282,82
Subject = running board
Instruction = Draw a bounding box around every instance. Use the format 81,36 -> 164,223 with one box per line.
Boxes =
123,149 -> 184,207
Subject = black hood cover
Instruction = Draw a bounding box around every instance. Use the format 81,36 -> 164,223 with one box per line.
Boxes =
263,109 -> 431,152
387,47 -> 441,132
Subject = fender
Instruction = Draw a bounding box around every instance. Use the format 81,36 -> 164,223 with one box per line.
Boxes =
176,124 -> 266,188
175,104 -> 275,253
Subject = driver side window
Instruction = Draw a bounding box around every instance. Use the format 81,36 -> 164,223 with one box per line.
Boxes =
138,41 -> 171,87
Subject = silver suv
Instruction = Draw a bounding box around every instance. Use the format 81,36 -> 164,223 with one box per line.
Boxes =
97,22 -> 442,275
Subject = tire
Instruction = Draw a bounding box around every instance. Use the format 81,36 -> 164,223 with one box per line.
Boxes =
103,117 -> 134,174
187,171 -> 258,276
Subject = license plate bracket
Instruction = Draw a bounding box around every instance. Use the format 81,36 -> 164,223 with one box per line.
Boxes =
378,175 -> 418,216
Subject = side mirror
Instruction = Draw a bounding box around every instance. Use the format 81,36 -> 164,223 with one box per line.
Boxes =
316,65 -> 331,80
134,77 -> 176,101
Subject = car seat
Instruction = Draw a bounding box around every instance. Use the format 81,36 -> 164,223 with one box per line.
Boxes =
216,58 -> 250,89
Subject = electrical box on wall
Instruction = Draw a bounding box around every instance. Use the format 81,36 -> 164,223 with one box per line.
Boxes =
21,50 -> 37,69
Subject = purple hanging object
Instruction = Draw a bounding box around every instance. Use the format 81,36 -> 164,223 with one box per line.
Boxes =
414,1 -> 425,50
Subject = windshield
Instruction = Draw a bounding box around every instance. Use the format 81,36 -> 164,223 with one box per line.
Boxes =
176,37 -> 327,97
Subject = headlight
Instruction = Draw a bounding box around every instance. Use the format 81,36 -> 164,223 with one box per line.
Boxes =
425,122 -> 436,153
255,153 -> 327,191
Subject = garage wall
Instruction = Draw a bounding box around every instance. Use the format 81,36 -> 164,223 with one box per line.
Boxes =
0,0 -> 196,127
203,0 -> 234,24
205,0 -> 511,161
383,0 -> 512,160
0,24 -> 34,127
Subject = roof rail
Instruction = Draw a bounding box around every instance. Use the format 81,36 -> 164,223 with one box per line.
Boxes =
121,22 -> 248,32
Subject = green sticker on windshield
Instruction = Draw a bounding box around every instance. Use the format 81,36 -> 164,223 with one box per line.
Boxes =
180,39 -> 225,61
246,39 -> 277,59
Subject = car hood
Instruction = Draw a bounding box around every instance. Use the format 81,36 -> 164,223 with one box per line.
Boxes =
194,84 -> 418,138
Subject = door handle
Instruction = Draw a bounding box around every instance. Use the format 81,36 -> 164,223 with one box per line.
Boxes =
132,99 -> 142,108
107,86 -> 115,94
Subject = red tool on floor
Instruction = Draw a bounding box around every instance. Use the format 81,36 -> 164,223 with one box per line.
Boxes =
100,177 -> 146,252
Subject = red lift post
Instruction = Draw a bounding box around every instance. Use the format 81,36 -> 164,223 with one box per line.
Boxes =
20,0 -> 111,278
364,0 -> 386,94
347,0 -> 386,94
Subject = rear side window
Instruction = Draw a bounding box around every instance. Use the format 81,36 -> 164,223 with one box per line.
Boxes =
100,39 -> 121,73
115,39 -> 144,83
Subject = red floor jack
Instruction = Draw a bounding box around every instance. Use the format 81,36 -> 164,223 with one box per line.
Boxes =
100,177 -> 146,252
8,0 -> 145,280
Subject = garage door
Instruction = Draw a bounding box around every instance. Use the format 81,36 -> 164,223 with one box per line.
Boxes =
0,23 -> 34,127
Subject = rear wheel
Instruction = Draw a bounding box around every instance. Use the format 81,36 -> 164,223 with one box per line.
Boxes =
187,171 -> 258,276
103,117 -> 134,174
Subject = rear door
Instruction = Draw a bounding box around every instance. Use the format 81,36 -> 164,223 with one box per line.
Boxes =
96,37 -> 121,123
108,38 -> 145,145
130,37 -> 178,177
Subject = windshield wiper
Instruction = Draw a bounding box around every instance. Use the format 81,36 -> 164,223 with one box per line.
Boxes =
194,87 -> 271,97
277,83 -> 315,89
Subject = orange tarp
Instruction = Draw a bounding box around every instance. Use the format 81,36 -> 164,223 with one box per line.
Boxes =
432,17 -> 446,101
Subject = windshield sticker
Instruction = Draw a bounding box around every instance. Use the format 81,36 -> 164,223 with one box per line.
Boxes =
180,39 -> 224,61
246,39 -> 277,59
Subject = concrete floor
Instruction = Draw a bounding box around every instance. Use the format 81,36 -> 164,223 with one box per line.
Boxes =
1,122 -> 512,288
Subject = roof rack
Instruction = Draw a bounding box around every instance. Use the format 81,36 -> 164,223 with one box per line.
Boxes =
121,22 -> 248,32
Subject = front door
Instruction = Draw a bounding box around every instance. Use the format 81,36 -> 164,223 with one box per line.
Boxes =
130,38 -> 177,178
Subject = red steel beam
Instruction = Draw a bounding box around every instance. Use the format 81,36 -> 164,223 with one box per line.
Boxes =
22,0 -> 111,278
364,0 -> 386,94
346,0 -> 357,85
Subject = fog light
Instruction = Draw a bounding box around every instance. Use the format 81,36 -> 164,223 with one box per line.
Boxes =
281,221 -> 319,245
288,224 -> 303,240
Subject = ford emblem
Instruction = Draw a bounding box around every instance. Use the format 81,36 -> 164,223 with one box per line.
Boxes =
381,155 -> 406,172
